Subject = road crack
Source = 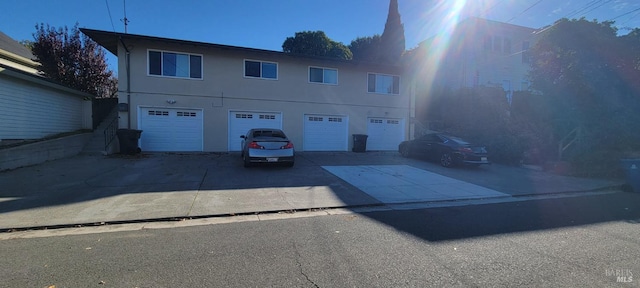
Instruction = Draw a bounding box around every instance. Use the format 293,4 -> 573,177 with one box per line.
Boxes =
293,241 -> 320,288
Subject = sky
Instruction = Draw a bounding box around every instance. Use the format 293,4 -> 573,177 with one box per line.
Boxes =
2,0 -> 640,71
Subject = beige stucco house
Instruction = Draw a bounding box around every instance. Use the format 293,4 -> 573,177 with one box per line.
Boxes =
413,17 -> 538,101
81,28 -> 414,153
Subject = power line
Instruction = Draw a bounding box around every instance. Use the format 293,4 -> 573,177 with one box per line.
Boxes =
563,0 -> 601,19
610,6 -> 640,21
506,0 -> 545,23
580,0 -> 614,17
104,0 -> 117,32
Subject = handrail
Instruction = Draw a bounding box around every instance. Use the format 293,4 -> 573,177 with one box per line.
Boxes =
103,116 -> 119,152
558,126 -> 581,160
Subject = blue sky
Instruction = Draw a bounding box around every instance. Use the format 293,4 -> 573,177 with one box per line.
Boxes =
2,0 -> 639,70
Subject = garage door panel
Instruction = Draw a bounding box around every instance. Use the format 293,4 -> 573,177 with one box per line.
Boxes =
366,118 -> 404,151
228,111 -> 282,151
304,115 -> 348,151
139,108 -> 203,152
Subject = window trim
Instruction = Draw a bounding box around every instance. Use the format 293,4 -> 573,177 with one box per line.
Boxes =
308,66 -> 338,85
243,59 -> 279,80
367,72 -> 401,95
147,49 -> 203,80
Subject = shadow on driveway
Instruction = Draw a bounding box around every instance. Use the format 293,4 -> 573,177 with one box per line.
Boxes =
0,151 -> 634,245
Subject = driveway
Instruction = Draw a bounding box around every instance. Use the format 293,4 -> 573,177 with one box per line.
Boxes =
0,152 -> 624,230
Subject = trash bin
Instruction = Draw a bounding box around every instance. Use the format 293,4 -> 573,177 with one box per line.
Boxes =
620,159 -> 640,193
117,129 -> 143,155
352,134 -> 368,153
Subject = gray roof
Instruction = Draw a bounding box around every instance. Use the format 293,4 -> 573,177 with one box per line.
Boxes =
0,31 -> 34,60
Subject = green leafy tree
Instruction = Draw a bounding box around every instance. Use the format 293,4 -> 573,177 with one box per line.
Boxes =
349,35 -> 381,62
31,23 -> 116,98
282,31 -> 352,60
529,18 -> 640,173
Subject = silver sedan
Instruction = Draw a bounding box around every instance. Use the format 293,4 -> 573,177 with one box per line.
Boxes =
240,128 -> 295,167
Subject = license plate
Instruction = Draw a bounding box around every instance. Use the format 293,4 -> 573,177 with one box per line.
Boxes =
481,157 -> 487,161
267,157 -> 278,162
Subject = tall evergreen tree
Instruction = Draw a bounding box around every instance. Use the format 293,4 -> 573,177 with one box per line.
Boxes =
379,0 -> 405,63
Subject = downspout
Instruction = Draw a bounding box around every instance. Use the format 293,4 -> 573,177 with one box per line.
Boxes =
119,36 -> 131,129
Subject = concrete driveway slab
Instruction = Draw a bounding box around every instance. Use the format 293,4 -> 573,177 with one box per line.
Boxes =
323,165 -> 511,203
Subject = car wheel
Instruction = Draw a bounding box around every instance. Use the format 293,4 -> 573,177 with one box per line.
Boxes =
399,145 -> 410,158
243,154 -> 252,167
440,152 -> 454,168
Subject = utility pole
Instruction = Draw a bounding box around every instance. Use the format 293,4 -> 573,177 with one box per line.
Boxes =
121,0 -> 129,33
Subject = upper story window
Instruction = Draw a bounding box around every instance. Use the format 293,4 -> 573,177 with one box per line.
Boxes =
368,73 -> 400,95
244,60 -> 278,79
148,50 -> 202,79
503,38 -> 512,54
522,41 -> 531,64
309,67 -> 338,84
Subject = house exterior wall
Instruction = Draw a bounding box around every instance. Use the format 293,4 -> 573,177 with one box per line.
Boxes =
416,18 -> 537,93
116,37 -> 411,152
0,73 -> 91,141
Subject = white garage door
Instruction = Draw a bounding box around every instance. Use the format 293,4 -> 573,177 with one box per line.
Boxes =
228,111 -> 282,151
366,118 -> 405,151
303,114 -> 348,151
139,107 -> 203,151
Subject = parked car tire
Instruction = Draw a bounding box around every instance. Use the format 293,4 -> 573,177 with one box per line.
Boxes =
399,145 -> 410,158
440,152 -> 454,168
243,154 -> 252,167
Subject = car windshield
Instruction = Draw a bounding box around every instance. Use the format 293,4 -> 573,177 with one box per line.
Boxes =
442,135 -> 469,145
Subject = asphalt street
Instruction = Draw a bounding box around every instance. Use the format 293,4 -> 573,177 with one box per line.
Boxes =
1,191 -> 639,287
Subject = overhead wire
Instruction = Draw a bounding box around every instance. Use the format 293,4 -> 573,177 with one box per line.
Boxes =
104,0 -> 117,33
506,0 -> 545,23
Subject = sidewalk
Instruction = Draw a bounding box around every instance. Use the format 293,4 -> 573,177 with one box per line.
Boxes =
0,152 -> 625,230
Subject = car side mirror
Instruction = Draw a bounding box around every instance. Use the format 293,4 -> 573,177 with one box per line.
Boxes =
240,135 -> 246,139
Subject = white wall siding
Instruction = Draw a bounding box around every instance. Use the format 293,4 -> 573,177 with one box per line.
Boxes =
0,75 -> 87,140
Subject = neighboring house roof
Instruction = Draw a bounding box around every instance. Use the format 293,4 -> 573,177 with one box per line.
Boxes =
0,31 -> 91,98
80,28 -> 402,70
0,31 -> 34,60
0,62 -> 92,99
0,31 -> 39,74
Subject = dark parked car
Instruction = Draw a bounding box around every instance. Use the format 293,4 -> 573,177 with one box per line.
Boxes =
240,128 -> 295,167
398,132 -> 489,168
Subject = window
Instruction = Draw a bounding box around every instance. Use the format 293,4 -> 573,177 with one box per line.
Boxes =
177,111 -> 197,117
522,41 -> 531,64
503,38 -> 512,54
493,36 -> 502,52
309,67 -> 338,84
148,110 -> 169,116
368,73 -> 400,94
148,50 -> 202,79
483,35 -> 492,51
259,114 -> 276,120
244,60 -> 278,79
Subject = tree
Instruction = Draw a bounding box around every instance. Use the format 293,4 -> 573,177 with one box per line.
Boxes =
528,18 -> 640,170
31,23 -> 116,98
378,0 -> 405,63
282,31 -> 352,60
349,35 -> 381,62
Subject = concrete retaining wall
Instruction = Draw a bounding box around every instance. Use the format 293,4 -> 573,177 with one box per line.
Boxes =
0,133 -> 93,171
